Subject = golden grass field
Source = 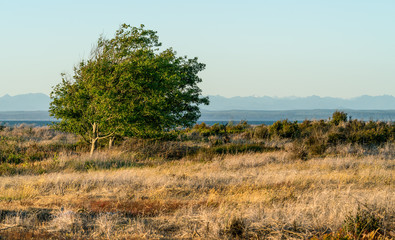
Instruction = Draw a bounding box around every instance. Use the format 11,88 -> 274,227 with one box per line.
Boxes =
0,125 -> 394,239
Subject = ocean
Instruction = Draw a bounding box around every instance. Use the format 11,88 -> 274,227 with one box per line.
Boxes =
0,120 -> 278,127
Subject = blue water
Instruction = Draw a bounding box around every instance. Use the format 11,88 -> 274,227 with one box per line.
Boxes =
0,120 -> 277,127
196,120 -> 276,126
0,121 -> 55,127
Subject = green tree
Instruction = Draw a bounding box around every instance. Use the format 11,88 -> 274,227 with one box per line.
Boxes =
50,24 -> 209,155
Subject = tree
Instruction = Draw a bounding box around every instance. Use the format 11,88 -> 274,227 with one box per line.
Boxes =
50,24 -> 209,155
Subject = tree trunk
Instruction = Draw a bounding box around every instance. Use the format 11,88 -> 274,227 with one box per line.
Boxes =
90,122 -> 98,156
90,138 -> 97,156
109,137 -> 114,150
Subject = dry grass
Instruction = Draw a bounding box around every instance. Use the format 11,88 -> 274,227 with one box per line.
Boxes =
0,124 -> 77,144
0,149 -> 394,239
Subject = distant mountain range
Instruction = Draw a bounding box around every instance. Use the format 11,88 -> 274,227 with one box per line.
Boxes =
0,93 -> 394,122
0,93 -> 50,111
1,93 -> 394,112
204,95 -> 395,111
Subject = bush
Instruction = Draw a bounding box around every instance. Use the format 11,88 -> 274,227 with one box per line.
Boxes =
6,153 -> 23,164
190,122 -> 229,138
288,142 -> 309,160
253,124 -> 270,139
304,136 -> 327,156
327,132 -> 347,145
331,111 -> 348,126
122,138 -> 199,160
211,123 -> 227,135
343,207 -> 383,238
227,120 -> 250,133
210,143 -> 270,155
222,217 -> 246,239
269,120 -> 300,139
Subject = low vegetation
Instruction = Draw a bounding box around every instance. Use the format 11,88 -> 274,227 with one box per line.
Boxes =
0,112 -> 394,239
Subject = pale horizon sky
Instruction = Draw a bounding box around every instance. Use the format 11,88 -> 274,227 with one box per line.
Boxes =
1,0 -> 394,98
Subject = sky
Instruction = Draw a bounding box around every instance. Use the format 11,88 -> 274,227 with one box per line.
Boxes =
0,0 -> 394,98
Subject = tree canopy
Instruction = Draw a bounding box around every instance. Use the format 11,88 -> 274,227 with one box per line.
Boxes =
49,24 -> 209,154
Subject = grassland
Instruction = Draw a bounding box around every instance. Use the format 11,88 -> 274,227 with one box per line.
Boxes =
0,119 -> 394,239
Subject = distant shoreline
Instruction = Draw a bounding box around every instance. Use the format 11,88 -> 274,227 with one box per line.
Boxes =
1,110 -> 394,128
0,120 -> 281,127
1,110 -> 394,123
200,109 -> 395,122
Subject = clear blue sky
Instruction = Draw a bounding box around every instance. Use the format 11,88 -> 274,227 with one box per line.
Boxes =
1,0 -> 394,98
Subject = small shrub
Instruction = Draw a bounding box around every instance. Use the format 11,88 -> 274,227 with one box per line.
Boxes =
188,148 -> 217,162
227,120 -> 249,133
269,120 -> 300,139
49,209 -> 82,233
95,213 -> 117,239
210,143 -> 268,155
288,142 -> 309,160
331,111 -> 348,126
327,132 -> 347,145
192,122 -> 212,137
6,153 -> 23,164
208,135 -> 223,146
222,217 -> 246,239
211,123 -> 227,135
122,138 -> 201,160
305,136 -> 327,156
253,124 -> 269,139
343,207 -> 383,238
